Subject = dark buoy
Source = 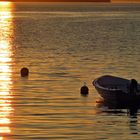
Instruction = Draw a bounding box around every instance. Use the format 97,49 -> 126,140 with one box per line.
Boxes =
80,82 -> 89,96
20,67 -> 29,77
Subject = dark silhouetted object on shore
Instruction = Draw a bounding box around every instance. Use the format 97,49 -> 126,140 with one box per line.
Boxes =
20,67 -> 29,77
80,82 -> 89,96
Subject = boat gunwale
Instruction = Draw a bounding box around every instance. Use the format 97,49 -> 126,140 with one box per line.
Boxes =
93,77 -> 122,92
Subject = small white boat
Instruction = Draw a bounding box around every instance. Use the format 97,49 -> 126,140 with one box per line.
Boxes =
93,75 -> 140,105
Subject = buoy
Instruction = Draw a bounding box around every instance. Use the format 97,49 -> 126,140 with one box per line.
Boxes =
80,82 -> 89,96
20,67 -> 29,77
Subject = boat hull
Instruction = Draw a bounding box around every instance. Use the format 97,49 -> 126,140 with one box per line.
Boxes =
96,88 -> 140,108
93,75 -> 140,107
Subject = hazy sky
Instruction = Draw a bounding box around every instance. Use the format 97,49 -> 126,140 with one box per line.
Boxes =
112,0 -> 140,2
7,0 -> 111,1
1,0 -> 140,2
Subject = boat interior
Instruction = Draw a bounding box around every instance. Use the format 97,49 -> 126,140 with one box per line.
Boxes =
95,75 -> 140,92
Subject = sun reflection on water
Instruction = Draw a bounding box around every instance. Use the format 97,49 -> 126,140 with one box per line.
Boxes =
0,2 -> 14,139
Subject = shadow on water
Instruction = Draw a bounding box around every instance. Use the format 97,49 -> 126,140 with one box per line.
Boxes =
96,99 -> 140,135
96,98 -> 140,115
81,93 -> 89,97
127,108 -> 138,135
128,112 -> 138,135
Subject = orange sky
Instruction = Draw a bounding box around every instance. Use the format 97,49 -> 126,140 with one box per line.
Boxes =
112,0 -> 140,2
0,0 -> 111,2
0,0 -> 140,2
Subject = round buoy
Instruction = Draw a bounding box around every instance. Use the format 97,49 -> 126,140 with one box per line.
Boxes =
80,82 -> 89,96
20,67 -> 29,77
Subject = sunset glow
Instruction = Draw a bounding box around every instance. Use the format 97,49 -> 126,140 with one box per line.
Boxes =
0,2 -> 13,138
0,2 -> 11,6
0,0 -> 139,3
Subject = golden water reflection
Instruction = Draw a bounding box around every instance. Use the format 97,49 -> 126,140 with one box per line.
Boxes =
0,2 -> 14,139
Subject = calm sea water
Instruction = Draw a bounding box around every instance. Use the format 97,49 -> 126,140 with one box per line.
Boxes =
0,2 -> 140,139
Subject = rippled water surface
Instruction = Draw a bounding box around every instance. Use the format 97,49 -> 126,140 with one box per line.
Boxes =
0,2 -> 140,139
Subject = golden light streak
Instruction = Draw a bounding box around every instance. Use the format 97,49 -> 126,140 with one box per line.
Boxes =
0,2 -> 14,138
0,2 -> 11,6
